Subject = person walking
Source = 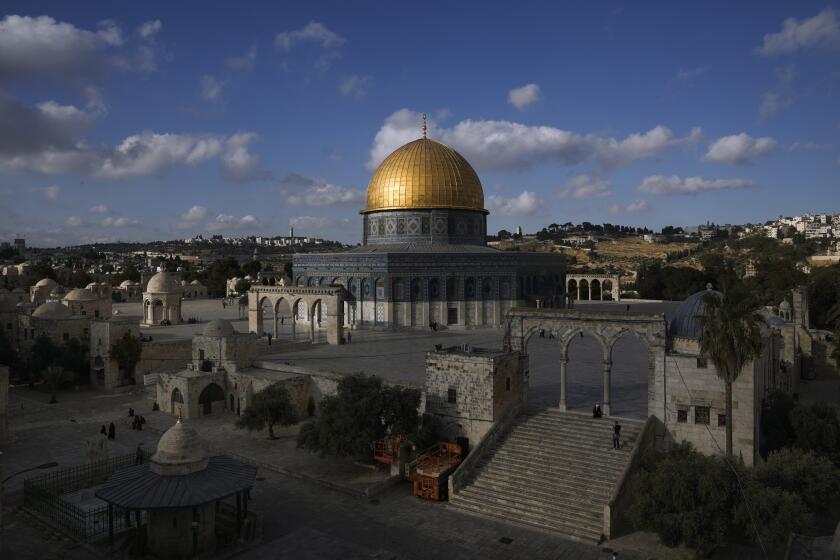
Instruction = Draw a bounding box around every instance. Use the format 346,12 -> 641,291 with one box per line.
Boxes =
108,422 -> 116,440
100,424 -> 107,436
128,407 -> 134,417
346,331 -> 352,344
613,421 -> 622,449
267,332 -> 272,346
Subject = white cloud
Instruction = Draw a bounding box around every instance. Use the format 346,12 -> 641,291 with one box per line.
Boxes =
0,119 -> 269,182
609,200 -> 649,214
638,175 -> 757,195
96,20 -> 124,47
89,204 -> 110,214
0,15 -> 119,83
340,75 -> 369,98
486,191 -> 544,215
558,175 -> 612,198
221,132 -> 271,182
508,83 -> 541,110
592,125 -> 702,170
705,133 -> 776,164
206,213 -> 261,231
274,22 -> 345,51
367,109 -> 700,172
43,185 -> 61,200
180,205 -> 208,221
102,216 -> 140,227
65,215 -> 83,227
282,173 -> 363,207
757,8 -> 840,55
758,91 -> 792,119
200,75 -> 225,102
676,67 -> 706,81
137,20 -> 162,40
226,46 -> 257,71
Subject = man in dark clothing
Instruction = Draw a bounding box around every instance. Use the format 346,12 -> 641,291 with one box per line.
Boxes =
346,332 -> 351,344
267,333 -> 272,346
100,425 -> 107,436
108,422 -> 116,440
128,407 -> 134,417
613,421 -> 622,449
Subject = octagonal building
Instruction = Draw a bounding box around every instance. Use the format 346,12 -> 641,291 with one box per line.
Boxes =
292,128 -> 566,329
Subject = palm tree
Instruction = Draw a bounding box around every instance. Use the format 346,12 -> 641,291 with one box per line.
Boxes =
697,285 -> 763,457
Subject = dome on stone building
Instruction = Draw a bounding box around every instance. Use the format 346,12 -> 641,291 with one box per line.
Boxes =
779,299 -> 790,312
203,318 -> 235,338
150,416 -> 209,476
668,284 -> 722,341
190,279 -> 202,285
119,279 -> 138,288
35,278 -> 58,289
64,288 -> 97,301
146,271 -> 180,293
32,301 -> 72,319
364,137 -> 485,214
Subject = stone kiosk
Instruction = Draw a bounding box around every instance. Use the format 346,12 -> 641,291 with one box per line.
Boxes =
96,417 -> 257,559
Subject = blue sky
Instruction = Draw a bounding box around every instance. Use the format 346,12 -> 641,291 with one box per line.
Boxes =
0,1 -> 838,246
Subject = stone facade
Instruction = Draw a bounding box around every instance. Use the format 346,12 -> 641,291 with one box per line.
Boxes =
294,247 -> 565,330
18,313 -> 89,348
181,280 -> 208,299
424,346 -> 527,446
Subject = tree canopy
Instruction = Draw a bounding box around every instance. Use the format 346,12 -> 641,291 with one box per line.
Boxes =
297,374 -> 421,460
236,382 -> 298,439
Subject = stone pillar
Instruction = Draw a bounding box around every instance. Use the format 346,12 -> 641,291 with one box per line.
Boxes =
603,360 -> 612,416
576,283 -> 580,300
273,315 -> 278,338
558,357 -> 568,411
588,282 -> 592,301
247,291 -> 261,335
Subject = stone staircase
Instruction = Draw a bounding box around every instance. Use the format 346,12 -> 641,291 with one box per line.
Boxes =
449,409 -> 645,543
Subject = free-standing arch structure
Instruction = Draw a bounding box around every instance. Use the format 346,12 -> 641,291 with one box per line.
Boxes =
248,285 -> 345,344
566,274 -> 620,302
506,307 -> 666,417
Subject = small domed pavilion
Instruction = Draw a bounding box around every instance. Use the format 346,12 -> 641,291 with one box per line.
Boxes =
96,416 -> 257,558
143,271 -> 182,326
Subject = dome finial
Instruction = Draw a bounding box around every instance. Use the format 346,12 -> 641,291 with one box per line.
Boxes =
421,113 -> 427,139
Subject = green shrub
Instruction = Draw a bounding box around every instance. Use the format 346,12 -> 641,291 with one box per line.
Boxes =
754,448 -> 840,511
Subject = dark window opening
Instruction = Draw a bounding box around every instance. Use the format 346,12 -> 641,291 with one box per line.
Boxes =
677,409 -> 688,423
717,414 -> 726,427
697,356 -> 708,369
695,406 -> 710,425
447,388 -> 457,404
505,377 -> 511,391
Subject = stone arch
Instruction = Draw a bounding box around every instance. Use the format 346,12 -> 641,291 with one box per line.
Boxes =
602,279 -> 614,301
151,299 -> 164,324
171,387 -> 184,415
198,382 -> 226,415
591,279 -> 602,301
578,279 -> 590,301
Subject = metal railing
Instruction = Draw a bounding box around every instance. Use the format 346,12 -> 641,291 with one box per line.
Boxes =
23,450 -> 150,541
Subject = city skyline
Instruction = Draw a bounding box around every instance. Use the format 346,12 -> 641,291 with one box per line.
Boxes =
1,1 -> 839,246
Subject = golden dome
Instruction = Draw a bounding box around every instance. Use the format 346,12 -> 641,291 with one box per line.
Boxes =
364,138 -> 486,214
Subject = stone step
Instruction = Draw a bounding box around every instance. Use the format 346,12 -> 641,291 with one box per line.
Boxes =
454,486 -> 603,528
513,419 -> 644,438
450,492 -> 602,542
476,458 -> 621,488
489,442 -> 632,469
476,460 -> 621,491
448,411 -> 639,545
467,475 -> 612,508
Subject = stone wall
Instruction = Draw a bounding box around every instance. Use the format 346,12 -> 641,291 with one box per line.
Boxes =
89,317 -> 140,390
137,339 -> 192,383
0,365 -> 8,446
663,351 -> 757,465
424,347 -> 526,445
